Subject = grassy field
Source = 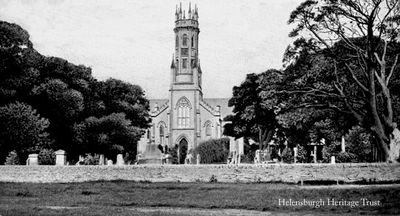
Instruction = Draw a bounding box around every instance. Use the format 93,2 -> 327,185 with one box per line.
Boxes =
0,181 -> 399,215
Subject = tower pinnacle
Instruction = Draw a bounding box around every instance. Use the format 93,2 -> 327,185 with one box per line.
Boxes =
175,2 -> 198,21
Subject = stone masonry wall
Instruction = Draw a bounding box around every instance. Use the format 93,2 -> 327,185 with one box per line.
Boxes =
0,163 -> 399,183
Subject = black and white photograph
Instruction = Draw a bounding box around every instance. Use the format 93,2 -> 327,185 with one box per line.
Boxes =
0,0 -> 399,215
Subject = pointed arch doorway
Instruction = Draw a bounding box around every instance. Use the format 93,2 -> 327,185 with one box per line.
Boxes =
177,138 -> 188,164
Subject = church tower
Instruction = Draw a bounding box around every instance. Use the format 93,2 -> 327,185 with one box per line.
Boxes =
168,3 -> 202,152
171,3 -> 201,90
137,4 -> 233,164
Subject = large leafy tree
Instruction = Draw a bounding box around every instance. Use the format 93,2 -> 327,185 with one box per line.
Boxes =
0,21 -> 151,161
224,71 -> 279,150
286,0 -> 400,161
73,113 -> 142,159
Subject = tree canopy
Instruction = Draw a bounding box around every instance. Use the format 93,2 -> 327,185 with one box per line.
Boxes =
0,21 -> 150,164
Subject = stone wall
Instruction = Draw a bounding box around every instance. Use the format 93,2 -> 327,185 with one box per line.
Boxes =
0,163 -> 399,183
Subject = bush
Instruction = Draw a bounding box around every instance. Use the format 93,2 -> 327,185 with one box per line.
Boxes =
4,151 -> 20,165
322,142 -> 339,163
193,138 -> 230,164
345,126 -> 373,162
282,147 -> 294,163
83,154 -> 100,165
336,151 -> 358,163
295,145 -> 308,163
38,149 -> 56,165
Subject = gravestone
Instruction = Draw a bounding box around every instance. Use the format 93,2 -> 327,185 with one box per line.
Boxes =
27,154 -> 38,165
331,156 -> 336,164
55,149 -> 67,166
138,143 -> 163,164
99,154 -> 105,165
107,160 -> 113,165
196,154 -> 201,165
116,154 -> 124,166
293,147 -> 298,163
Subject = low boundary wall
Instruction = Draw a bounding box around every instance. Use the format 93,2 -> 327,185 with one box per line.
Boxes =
0,163 -> 399,183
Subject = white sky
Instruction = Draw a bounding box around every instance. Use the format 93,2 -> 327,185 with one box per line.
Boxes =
0,0 -> 300,99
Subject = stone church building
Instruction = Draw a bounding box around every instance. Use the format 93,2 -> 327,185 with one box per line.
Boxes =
137,4 -> 235,161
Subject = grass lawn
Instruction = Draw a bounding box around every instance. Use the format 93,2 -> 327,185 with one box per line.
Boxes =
0,181 -> 399,215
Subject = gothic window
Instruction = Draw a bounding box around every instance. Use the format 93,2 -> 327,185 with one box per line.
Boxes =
177,97 -> 191,128
182,58 -> 188,69
191,59 -> 196,68
147,129 -> 151,140
182,34 -> 188,46
159,125 -> 164,145
205,121 -> 212,138
191,36 -> 194,48
181,48 -> 188,56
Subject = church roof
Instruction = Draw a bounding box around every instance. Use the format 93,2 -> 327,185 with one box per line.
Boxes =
149,99 -> 169,109
203,98 -> 232,118
148,98 -> 233,119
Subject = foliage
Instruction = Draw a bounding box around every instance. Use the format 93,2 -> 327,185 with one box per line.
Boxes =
224,71 -> 279,150
0,102 -> 51,164
38,149 -> 56,165
0,21 -> 151,162
169,145 -> 179,164
83,154 -> 100,165
336,152 -> 358,163
345,126 -> 374,162
4,151 -> 20,165
322,142 -> 339,163
286,0 -> 400,161
281,147 -> 294,163
295,145 -> 308,163
193,138 -> 230,164
74,113 -> 142,158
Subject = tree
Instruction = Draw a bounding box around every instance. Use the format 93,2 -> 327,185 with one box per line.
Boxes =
287,0 -> 400,161
224,71 -> 279,150
73,113 -> 142,159
0,102 -> 51,164
99,78 -> 151,129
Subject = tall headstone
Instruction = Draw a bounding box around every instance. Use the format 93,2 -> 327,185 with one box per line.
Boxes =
116,154 -> 124,166
27,154 -> 38,165
196,154 -> 201,165
313,145 -> 317,163
55,149 -> 67,166
293,147 -> 298,163
99,154 -> 105,165
341,136 -> 346,152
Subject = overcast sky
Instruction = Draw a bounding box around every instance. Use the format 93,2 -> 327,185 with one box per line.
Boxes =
0,0 -> 300,99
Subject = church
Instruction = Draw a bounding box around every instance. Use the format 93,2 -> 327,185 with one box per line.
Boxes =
137,3 -> 236,162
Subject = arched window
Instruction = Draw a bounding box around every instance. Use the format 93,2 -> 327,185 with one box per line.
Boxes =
177,97 -> 191,128
159,125 -> 164,145
191,36 -> 194,48
182,34 -> 188,46
205,121 -> 212,138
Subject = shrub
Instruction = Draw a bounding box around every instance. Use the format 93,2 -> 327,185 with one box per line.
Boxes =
193,138 -> 230,164
336,151 -> 358,163
83,154 -> 100,165
295,145 -> 308,163
345,126 -> 373,162
282,147 -> 294,163
4,151 -> 20,165
322,142 -> 337,163
38,149 -> 56,165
